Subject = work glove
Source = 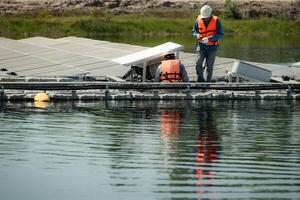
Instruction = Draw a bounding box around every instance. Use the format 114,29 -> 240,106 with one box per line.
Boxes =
202,37 -> 209,44
197,34 -> 201,40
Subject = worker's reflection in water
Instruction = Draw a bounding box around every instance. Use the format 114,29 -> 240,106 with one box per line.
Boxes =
195,105 -> 220,198
159,105 -> 220,199
159,109 -> 181,170
160,109 -> 180,141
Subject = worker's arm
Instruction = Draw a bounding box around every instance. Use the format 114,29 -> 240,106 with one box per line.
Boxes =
209,18 -> 224,42
180,64 -> 189,82
192,19 -> 200,39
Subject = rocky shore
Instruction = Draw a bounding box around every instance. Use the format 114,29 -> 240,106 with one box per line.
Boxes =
1,0 -> 300,19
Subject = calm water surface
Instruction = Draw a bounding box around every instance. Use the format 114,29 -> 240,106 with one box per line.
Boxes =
0,101 -> 300,199
97,34 -> 300,63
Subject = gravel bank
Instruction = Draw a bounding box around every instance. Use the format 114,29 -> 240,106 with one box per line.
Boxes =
1,0 -> 299,19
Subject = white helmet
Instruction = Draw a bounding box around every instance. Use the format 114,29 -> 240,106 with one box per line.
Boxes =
200,5 -> 212,19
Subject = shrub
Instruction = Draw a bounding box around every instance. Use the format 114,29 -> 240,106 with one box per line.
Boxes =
223,0 -> 242,19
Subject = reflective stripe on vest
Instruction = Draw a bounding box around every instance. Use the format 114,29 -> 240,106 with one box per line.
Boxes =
197,16 -> 219,45
160,60 -> 182,82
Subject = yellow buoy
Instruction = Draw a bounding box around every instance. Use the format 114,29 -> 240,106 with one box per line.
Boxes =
34,101 -> 50,109
34,92 -> 50,102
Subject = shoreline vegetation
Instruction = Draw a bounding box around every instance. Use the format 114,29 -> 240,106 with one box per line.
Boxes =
0,0 -> 300,40
1,9 -> 300,40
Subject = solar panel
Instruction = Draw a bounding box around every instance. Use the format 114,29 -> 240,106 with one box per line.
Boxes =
0,36 -> 294,81
0,37 -> 127,77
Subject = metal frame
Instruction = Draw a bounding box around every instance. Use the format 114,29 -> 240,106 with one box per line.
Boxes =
0,82 -> 299,91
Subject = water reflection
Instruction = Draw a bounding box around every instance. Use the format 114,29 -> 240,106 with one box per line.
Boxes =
195,105 -> 219,198
0,101 -> 300,199
158,103 -> 220,199
160,109 -> 180,142
159,108 -> 182,174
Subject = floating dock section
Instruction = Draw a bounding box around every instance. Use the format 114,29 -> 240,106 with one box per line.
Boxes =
0,36 -> 299,101
0,82 -> 299,101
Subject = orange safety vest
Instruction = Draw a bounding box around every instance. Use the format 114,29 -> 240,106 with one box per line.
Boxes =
160,60 -> 182,82
197,15 -> 220,45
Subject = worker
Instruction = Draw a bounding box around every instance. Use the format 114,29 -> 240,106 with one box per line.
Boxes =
154,53 -> 189,82
192,5 -> 224,82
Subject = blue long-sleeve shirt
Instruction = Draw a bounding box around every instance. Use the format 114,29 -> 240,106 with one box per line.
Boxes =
192,16 -> 224,50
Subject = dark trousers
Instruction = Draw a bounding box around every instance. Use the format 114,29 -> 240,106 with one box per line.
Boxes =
196,47 -> 217,82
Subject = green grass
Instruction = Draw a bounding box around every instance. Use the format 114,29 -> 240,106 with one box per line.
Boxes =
0,9 -> 299,39
223,18 -> 300,36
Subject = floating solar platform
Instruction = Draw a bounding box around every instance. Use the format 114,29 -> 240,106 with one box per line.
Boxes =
0,36 -> 297,82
